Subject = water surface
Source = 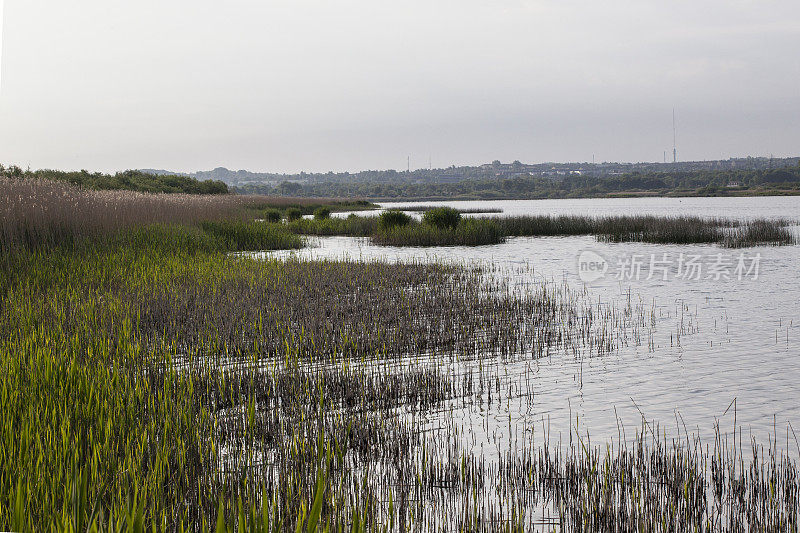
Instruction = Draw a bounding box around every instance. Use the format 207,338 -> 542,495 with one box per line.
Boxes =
261,196 -> 800,454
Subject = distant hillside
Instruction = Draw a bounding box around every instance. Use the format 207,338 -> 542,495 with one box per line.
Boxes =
141,167 -> 283,184
3,166 -> 229,195
139,157 -> 800,200
143,156 -> 800,187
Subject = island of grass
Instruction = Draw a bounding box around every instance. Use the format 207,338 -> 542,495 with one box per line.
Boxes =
280,207 -> 797,248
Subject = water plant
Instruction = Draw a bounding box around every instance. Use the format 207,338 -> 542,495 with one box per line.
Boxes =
496,214 -> 797,247
372,218 -> 505,247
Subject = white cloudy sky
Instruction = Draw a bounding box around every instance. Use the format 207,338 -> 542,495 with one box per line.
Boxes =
1,0 -> 799,173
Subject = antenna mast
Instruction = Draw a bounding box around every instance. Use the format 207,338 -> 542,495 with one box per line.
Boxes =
672,108 -> 677,164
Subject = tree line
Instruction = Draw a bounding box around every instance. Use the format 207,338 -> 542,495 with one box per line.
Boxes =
0,166 -> 229,195
234,164 -> 800,200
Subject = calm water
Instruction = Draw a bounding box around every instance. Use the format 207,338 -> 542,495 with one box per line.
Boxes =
262,196 -> 800,454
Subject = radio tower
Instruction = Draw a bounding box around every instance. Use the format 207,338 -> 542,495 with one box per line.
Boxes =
672,108 -> 677,164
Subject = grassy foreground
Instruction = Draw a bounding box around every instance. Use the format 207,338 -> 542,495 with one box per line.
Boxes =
3,179 -> 800,531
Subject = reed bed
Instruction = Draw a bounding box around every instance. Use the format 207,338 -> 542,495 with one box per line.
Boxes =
0,177 -> 359,251
199,221 -> 304,251
387,206 -> 503,214
722,219 -> 798,248
279,213 -> 795,248
286,216 -> 378,237
497,215 -> 797,247
372,219 -> 506,247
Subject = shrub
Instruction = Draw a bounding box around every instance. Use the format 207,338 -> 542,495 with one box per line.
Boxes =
378,211 -> 412,230
422,207 -> 461,229
263,208 -> 282,223
313,207 -> 332,220
285,208 -> 303,221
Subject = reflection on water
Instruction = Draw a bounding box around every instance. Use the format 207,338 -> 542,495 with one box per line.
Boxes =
258,196 -> 800,453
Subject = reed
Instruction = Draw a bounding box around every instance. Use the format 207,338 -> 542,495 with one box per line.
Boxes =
3,189 -> 798,531
722,219 -> 796,247
287,216 -> 378,237
387,206 -> 503,214
199,221 -> 304,251
0,221 -> 655,530
372,219 -> 506,247
496,214 -> 797,247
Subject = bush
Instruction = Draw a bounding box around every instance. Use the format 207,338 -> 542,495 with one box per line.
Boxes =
263,208 -> 282,223
422,207 -> 461,229
313,207 -> 332,220
285,208 -> 303,221
378,210 -> 412,230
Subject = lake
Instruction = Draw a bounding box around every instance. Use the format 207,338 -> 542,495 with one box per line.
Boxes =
259,196 -> 800,455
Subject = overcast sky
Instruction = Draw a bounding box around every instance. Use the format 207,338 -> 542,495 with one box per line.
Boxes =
1,1 -> 799,174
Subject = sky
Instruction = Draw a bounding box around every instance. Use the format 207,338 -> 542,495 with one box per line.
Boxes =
0,0 -> 799,174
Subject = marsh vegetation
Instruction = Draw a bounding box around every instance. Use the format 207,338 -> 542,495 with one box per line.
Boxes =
2,178 -> 799,531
